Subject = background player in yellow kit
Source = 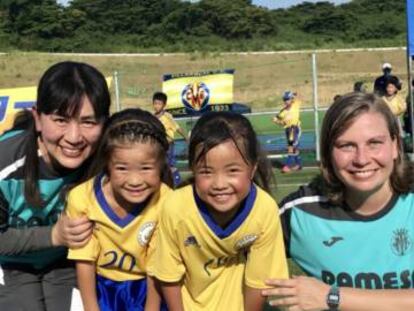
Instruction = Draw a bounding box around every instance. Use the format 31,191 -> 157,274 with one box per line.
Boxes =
382,76 -> 406,136
273,90 -> 302,173
153,91 -> 188,186
66,108 -> 172,311
148,111 -> 288,311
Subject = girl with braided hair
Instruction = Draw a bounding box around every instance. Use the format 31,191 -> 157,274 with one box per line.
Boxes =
66,108 -> 172,311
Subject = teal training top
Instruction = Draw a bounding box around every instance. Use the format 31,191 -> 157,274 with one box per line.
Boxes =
0,130 -> 81,269
280,185 -> 414,289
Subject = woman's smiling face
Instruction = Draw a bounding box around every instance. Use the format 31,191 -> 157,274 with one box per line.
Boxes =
331,111 -> 398,198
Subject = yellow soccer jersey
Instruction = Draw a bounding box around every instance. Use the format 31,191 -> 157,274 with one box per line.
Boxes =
157,111 -> 179,142
66,175 -> 171,282
277,99 -> 301,128
148,184 -> 288,311
382,94 -> 406,117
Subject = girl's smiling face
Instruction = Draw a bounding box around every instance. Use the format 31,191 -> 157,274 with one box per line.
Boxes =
193,140 -> 256,226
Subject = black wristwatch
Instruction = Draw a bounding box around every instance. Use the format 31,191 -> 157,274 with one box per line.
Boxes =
326,285 -> 340,310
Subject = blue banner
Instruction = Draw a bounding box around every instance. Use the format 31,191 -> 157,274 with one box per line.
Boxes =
408,0 -> 414,56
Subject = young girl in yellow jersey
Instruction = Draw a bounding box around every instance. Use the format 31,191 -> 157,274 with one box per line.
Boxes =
148,111 -> 288,311
273,90 -> 302,173
382,76 -> 406,136
66,108 -> 172,311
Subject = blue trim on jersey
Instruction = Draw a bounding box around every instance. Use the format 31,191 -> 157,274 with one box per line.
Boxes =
94,174 -> 149,228
194,184 -> 257,239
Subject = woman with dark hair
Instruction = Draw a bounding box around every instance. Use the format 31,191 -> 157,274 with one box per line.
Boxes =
0,61 -> 111,310
263,92 -> 414,310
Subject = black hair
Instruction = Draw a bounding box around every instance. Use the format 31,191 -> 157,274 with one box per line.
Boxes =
384,76 -> 402,91
88,108 -> 173,187
152,92 -> 167,105
23,61 -> 111,207
353,81 -> 366,93
152,92 -> 168,105
188,111 -> 274,193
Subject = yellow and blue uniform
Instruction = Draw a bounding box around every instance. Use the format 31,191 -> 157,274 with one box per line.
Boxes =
276,98 -> 301,147
148,184 -> 288,311
157,111 -> 179,143
156,111 -> 182,185
276,98 -> 302,169
66,174 -> 170,311
382,94 -> 406,136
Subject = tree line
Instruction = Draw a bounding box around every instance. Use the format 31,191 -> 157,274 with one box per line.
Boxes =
0,0 -> 407,52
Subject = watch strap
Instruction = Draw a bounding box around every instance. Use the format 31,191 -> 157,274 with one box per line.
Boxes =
326,285 -> 340,310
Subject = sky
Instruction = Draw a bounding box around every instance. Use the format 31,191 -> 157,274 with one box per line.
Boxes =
57,0 -> 352,9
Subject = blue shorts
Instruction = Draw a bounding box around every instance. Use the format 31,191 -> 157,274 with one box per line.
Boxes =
96,275 -> 167,311
167,142 -> 176,167
285,125 -> 301,147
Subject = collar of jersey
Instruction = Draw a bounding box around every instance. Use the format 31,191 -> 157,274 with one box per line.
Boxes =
194,184 -> 257,239
94,173 -> 149,228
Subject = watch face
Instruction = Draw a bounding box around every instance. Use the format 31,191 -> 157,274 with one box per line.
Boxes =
328,294 -> 339,303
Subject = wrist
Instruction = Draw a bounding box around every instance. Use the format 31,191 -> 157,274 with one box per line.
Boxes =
51,223 -> 62,246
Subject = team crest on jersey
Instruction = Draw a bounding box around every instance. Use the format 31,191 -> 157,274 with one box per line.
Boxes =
137,222 -> 156,246
234,234 -> 258,251
391,228 -> 412,256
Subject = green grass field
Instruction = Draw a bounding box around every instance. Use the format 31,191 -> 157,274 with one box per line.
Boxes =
175,109 -> 326,138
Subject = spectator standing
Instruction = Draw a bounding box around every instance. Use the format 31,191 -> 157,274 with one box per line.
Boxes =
373,62 -> 401,96
382,76 -> 406,136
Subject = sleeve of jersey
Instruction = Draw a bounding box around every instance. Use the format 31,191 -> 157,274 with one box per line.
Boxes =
279,198 -> 293,258
0,188 -> 54,255
244,201 -> 289,289
166,114 -> 179,132
145,223 -> 158,273
147,197 -> 185,282
65,188 -> 100,262
0,189 -> 9,232
396,96 -> 407,116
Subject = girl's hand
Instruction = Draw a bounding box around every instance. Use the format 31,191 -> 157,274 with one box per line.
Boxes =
262,276 -> 330,311
51,214 -> 93,248
272,117 -> 281,124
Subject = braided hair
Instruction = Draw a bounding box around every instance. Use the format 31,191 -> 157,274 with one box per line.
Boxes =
88,108 -> 173,187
